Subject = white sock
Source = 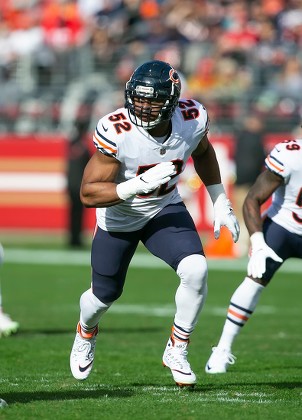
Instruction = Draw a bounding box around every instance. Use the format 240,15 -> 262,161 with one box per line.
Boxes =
79,288 -> 113,331
217,277 -> 265,351
174,254 -> 208,331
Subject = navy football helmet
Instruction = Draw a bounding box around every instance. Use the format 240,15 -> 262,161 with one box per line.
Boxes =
125,60 -> 181,129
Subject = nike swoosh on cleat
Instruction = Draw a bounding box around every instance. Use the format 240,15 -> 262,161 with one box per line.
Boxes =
171,369 -> 192,376
206,364 -> 212,371
79,361 -> 93,372
102,124 -> 108,132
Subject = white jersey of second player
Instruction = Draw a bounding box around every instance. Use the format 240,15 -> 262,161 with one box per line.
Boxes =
92,99 -> 209,232
265,138 -> 302,236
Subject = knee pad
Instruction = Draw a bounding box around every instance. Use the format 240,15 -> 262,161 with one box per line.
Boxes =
92,269 -> 124,303
176,254 -> 208,293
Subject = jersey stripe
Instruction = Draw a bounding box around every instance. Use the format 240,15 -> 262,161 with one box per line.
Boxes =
95,126 -> 117,148
93,128 -> 117,157
265,154 -> 284,174
93,134 -> 117,154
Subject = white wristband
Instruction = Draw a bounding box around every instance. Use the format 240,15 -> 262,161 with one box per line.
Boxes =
206,183 -> 226,204
116,178 -> 137,201
250,232 -> 265,248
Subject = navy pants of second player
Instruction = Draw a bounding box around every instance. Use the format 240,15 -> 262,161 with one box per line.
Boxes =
262,217 -> 302,283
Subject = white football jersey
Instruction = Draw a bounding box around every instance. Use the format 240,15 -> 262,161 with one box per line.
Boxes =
92,99 -> 209,231
265,139 -> 302,235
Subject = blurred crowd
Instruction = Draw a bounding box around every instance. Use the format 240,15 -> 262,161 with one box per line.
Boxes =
0,0 -> 302,135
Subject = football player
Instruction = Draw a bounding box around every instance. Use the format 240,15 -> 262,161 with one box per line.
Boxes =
70,60 -> 239,387
205,139 -> 302,373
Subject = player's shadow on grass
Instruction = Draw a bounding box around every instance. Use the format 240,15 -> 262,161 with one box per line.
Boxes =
3,381 -> 302,404
1,389 -> 133,405
188,381 -> 302,392
15,326 -> 163,336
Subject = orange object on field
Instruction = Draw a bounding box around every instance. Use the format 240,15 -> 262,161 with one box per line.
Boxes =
204,227 -> 236,258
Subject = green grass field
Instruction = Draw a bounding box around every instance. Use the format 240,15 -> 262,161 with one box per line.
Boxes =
0,245 -> 301,419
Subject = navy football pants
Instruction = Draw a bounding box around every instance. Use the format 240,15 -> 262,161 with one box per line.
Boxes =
91,202 -> 204,303
263,217 -> 302,282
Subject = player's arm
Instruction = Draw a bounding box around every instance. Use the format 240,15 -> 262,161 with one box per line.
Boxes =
191,135 -> 240,242
191,134 -> 221,186
80,151 -> 122,208
80,150 -> 176,208
243,169 -> 284,279
243,169 -> 283,235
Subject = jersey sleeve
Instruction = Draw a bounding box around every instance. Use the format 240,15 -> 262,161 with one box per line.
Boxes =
193,100 -> 210,137
93,118 -> 118,158
178,98 -> 210,139
265,141 -> 291,180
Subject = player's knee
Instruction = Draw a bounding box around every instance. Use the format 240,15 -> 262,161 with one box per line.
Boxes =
92,281 -> 123,303
176,254 -> 208,293
92,269 -> 124,303
248,276 -> 269,287
92,286 -> 122,303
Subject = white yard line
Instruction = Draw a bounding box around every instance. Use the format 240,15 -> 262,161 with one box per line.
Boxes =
1,248 -> 301,273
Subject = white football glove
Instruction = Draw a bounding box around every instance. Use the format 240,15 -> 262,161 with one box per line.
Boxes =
213,194 -> 240,243
247,232 -> 283,279
116,161 -> 176,200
